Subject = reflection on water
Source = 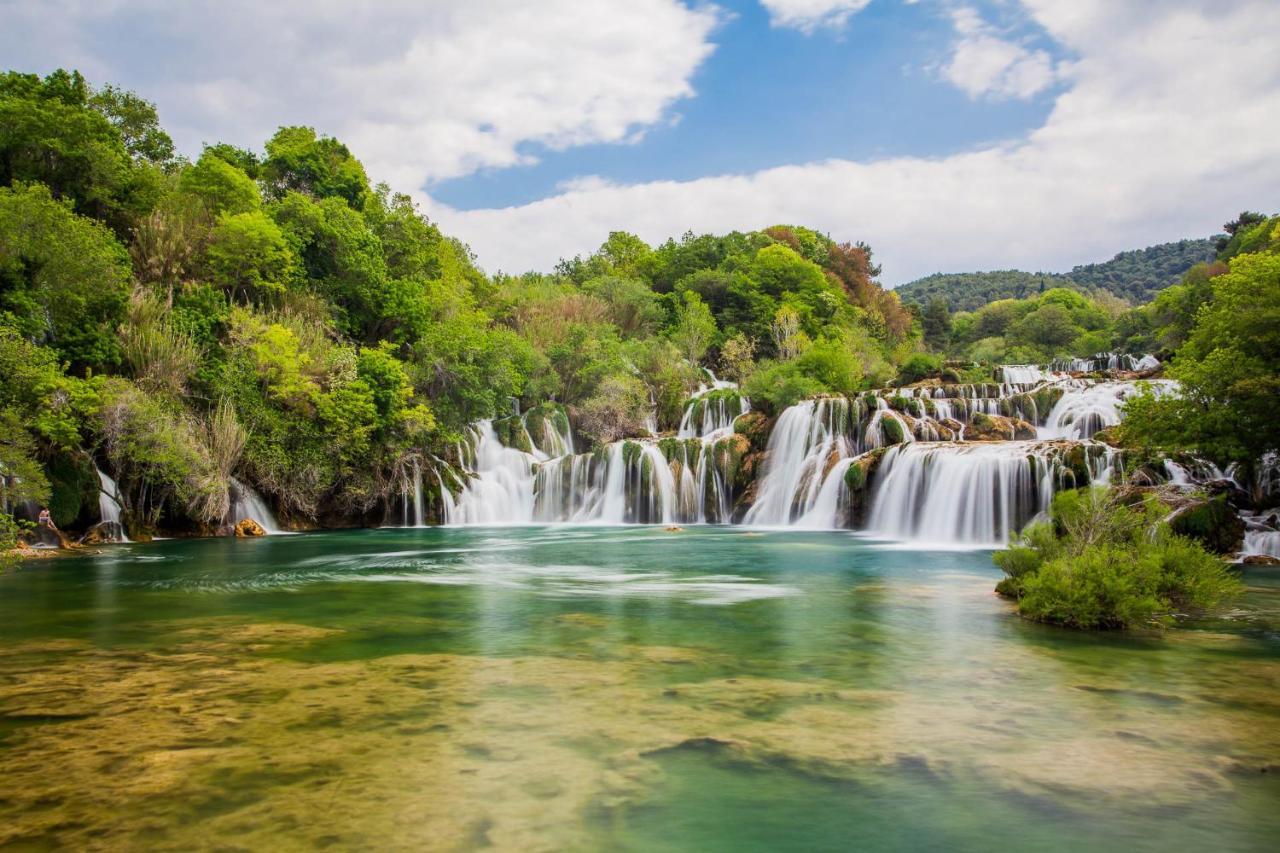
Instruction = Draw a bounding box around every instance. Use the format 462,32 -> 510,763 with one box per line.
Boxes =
0,527 -> 1277,851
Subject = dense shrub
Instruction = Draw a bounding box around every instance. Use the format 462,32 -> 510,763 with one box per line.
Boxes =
995,487 -> 1241,629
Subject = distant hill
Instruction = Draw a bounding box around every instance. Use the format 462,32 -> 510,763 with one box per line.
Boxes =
895,238 -> 1217,311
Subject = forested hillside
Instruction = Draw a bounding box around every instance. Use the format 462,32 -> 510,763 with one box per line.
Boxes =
0,70 -> 917,537
897,238 -> 1216,311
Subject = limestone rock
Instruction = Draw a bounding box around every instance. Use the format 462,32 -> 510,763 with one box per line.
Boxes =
234,518 -> 267,537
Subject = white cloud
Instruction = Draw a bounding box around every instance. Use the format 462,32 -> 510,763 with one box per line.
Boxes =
0,0 -> 721,187
939,6 -> 1056,100
439,0 -> 1280,285
760,0 -> 874,34
4,0 -> 1277,289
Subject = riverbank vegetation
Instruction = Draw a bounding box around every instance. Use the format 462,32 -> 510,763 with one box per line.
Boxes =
995,488 -> 1241,629
0,69 -> 919,536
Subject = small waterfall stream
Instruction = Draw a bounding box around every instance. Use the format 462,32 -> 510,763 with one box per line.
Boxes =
95,466 -> 130,542
229,477 -> 282,534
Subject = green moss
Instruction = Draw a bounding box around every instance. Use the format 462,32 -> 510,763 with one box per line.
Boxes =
843,463 -> 866,492
1169,495 -> 1245,554
881,415 -> 905,446
622,441 -> 642,466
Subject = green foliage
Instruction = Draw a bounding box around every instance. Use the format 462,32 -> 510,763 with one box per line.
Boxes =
0,183 -> 132,370
1119,248 -> 1280,475
994,488 -> 1240,629
670,291 -> 717,365
897,239 -> 1217,310
897,353 -> 941,385
0,69 -> 159,229
922,297 -> 951,349
204,211 -> 296,302
262,126 -> 370,208
179,151 -> 261,215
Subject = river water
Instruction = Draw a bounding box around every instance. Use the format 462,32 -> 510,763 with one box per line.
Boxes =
1,527 -> 1277,850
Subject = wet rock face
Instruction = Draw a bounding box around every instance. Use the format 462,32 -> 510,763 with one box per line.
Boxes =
235,518 -> 268,537
966,413 -> 1035,442
78,521 -> 126,546
1168,495 -> 1246,555
732,412 -> 773,453
19,525 -> 72,550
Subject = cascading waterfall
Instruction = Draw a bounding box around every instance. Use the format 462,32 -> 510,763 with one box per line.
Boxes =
95,466 -> 130,542
1050,352 -> 1159,373
743,398 -> 861,526
677,392 -> 749,440
229,477 -> 282,534
402,356 -> 1198,546
1241,509 -> 1280,558
1039,380 -> 1175,440
451,420 -> 541,524
863,442 -> 1079,546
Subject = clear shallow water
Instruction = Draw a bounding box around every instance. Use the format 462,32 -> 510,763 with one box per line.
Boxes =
0,526 -> 1278,851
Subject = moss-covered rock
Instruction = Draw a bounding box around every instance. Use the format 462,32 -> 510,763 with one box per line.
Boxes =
1169,495 -> 1246,555
840,448 -> 888,527
491,415 -> 534,454
733,411 -> 773,453
881,414 -> 905,445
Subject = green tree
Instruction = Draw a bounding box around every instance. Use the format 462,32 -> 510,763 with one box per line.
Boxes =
670,291 -> 717,365
262,126 -> 370,208
1121,250 -> 1280,481
0,183 -> 132,370
204,211 -> 296,303
179,151 -> 261,215
922,297 -> 951,350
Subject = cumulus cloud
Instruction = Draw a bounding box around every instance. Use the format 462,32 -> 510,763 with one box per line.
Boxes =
0,0 -> 720,189
4,0 -> 1277,288
939,6 -> 1057,100
440,0 -> 1280,284
760,0 -> 875,33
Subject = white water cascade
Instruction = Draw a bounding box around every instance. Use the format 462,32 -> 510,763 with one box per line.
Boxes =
743,399 -> 856,527
451,421 -> 542,524
95,466 -> 130,542
1049,352 -> 1160,373
863,442 -> 1070,546
229,477 -> 282,534
1038,380 -> 1174,440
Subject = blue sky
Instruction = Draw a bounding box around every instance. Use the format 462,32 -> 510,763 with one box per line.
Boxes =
433,0 -> 1060,210
2,0 -> 1277,284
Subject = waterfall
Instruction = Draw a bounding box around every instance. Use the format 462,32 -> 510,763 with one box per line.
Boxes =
399,459 -> 425,527
451,421 -> 540,524
229,477 -> 282,534
1049,352 -> 1159,373
678,391 -> 749,441
1038,380 -> 1174,440
95,466 -> 130,542
435,468 -> 458,525
1241,511 -> 1280,558
863,442 -> 1066,546
743,398 -> 860,526
1242,529 -> 1280,559
1000,365 -> 1048,386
